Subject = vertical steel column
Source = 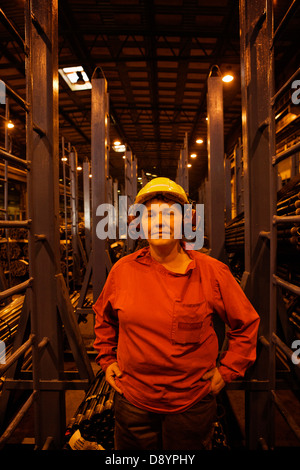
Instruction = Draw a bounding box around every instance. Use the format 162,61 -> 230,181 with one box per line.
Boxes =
113,179 -> 118,224
83,158 -> 91,256
69,148 -> 80,286
224,157 -> 232,222
91,67 -> 109,301
176,133 -> 189,194
125,149 -> 134,252
206,67 -> 226,262
4,97 -> 11,288
234,139 -> 244,215
239,0 -> 275,449
182,132 -> 189,195
25,0 -> 65,448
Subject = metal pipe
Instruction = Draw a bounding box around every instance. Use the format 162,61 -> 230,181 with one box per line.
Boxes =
0,147 -> 30,169
0,220 -> 31,228
0,334 -> 35,376
0,277 -> 33,301
0,83 -> 30,113
37,337 -> 49,352
273,141 -> 300,166
273,275 -> 300,296
273,215 -> 300,225
271,66 -> 300,105
272,332 -> 300,368
272,0 -> 299,47
0,390 -> 38,449
259,335 -> 270,348
0,8 -> 26,53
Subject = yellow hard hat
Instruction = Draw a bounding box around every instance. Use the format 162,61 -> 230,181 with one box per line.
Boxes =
135,177 -> 189,205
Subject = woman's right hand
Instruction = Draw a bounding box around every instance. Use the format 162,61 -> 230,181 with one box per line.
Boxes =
105,361 -> 123,394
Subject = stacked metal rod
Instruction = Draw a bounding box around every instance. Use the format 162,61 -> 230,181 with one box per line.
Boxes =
0,296 -> 25,365
276,181 -> 300,249
225,213 -> 245,251
225,177 -> 300,252
64,369 -> 116,450
0,291 -> 82,374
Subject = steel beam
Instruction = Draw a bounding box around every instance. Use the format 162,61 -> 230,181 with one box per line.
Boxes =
70,148 -> 80,286
25,0 -> 65,449
125,149 -> 137,252
91,67 -> 109,301
206,67 -> 226,262
234,139 -> 243,215
239,0 -> 275,449
83,158 -> 91,255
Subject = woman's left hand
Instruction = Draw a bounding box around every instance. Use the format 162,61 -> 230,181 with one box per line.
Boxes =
202,367 -> 225,396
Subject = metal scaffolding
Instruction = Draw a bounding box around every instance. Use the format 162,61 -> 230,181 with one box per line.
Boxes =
0,0 -> 94,450
238,0 -> 300,449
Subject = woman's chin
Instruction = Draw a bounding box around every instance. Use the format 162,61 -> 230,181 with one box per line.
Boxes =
148,237 -> 178,247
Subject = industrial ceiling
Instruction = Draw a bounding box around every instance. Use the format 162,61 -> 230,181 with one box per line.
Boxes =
0,0 -> 299,200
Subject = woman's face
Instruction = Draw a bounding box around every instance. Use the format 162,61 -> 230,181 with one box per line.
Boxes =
141,197 -> 183,247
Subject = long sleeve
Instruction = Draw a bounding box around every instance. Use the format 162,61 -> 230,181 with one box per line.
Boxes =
212,264 -> 260,383
93,269 -> 119,371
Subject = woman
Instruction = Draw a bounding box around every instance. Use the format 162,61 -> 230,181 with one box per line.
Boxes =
93,177 -> 260,450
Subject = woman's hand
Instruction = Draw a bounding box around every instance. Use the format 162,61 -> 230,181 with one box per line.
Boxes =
105,361 -> 123,394
202,367 -> 225,396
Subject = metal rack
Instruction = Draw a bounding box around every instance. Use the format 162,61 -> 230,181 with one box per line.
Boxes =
0,0 -> 94,450
237,0 -> 300,449
60,138 -> 86,291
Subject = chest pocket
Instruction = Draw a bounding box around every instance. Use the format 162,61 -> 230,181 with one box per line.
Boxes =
171,300 -> 207,344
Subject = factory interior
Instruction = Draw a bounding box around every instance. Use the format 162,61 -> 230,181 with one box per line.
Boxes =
0,0 -> 300,452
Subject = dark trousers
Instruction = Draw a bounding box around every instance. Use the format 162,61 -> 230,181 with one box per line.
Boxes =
114,392 -> 217,450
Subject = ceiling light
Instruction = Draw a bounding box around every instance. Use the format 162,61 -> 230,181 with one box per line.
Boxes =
190,153 -> 197,158
7,120 -> 14,129
113,141 -> 126,152
187,163 -> 192,168
61,157 -> 68,162
222,74 -> 234,83
77,166 -> 82,171
196,139 -> 203,144
58,66 -> 92,91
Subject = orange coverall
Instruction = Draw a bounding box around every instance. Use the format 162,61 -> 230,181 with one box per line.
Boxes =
93,246 -> 260,414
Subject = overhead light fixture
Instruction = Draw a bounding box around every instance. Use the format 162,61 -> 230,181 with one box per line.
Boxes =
196,138 -> 203,144
77,166 -> 82,171
190,153 -> 197,159
222,74 -> 234,83
187,163 -> 192,168
61,157 -> 68,162
113,140 -> 126,152
58,66 -> 92,91
7,120 -> 14,129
